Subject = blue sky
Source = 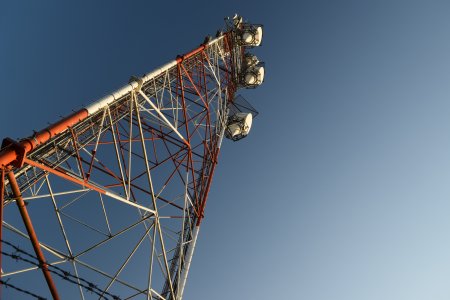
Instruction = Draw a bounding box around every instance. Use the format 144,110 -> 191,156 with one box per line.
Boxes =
2,1 -> 450,299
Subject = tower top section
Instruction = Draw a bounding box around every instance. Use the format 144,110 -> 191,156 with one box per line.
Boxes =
224,14 -> 265,141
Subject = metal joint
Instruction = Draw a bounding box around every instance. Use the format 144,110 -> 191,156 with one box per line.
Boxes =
1,138 -> 26,168
129,76 -> 143,92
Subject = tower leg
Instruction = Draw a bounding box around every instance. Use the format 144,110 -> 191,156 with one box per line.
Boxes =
7,171 -> 60,300
177,225 -> 200,299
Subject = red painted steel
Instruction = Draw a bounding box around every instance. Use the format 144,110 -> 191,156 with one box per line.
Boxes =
0,41 -> 216,170
176,44 -> 207,63
0,109 -> 89,168
7,171 -> 61,300
196,148 -> 221,226
23,158 -> 106,195
0,30 -> 244,298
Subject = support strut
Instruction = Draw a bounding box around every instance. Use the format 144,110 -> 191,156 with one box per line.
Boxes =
7,171 -> 60,300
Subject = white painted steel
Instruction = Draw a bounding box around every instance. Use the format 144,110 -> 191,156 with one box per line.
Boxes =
177,124 -> 226,300
85,36 -> 225,115
217,124 -> 227,149
176,225 -> 199,300
3,222 -> 66,259
104,190 -> 156,214
138,90 -> 188,145
2,29 -> 237,298
86,81 -> 140,114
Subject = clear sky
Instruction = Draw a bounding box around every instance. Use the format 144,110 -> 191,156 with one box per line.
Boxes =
2,1 -> 450,299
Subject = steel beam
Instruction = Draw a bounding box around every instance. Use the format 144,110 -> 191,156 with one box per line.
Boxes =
7,171 -> 60,300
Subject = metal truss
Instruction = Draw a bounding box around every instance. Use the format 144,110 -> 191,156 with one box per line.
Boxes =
0,31 -> 244,299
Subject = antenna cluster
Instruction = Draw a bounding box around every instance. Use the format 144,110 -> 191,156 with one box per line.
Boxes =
225,15 -> 265,141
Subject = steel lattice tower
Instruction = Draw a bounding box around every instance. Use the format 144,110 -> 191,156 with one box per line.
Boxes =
0,15 -> 264,299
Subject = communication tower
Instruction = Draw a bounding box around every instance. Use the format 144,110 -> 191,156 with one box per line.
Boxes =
0,15 -> 264,299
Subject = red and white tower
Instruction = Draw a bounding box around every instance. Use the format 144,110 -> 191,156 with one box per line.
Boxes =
0,15 -> 264,299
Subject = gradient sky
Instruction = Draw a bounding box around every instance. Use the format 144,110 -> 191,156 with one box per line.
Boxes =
2,1 -> 450,299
